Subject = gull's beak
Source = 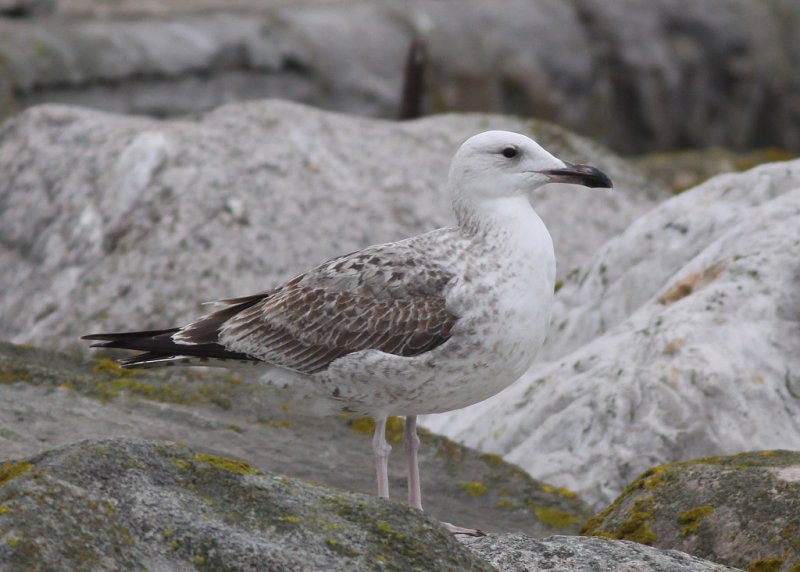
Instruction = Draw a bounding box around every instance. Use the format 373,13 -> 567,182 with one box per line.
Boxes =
542,161 -> 614,189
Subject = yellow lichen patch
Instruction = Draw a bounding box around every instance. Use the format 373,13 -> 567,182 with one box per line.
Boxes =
194,453 -> 260,475
533,506 -> 581,529
658,261 -> 726,304
0,361 -> 32,384
93,358 -> 141,377
748,557 -> 786,572
350,417 -> 375,435
540,484 -> 578,499
375,520 -> 404,539
0,460 -> 33,486
457,481 -> 488,497
349,416 -> 404,444
0,504 -> 11,514
480,453 -> 504,467
110,378 -> 156,397
173,459 -> 191,470
642,466 -> 667,490
677,505 -> 714,536
278,516 -> 301,523
494,499 -> 513,510
614,497 -> 656,544
556,486 -> 578,499
663,338 -> 685,355
385,417 -> 404,443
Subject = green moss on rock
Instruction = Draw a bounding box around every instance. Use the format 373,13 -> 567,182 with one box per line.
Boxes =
584,451 -> 800,569
614,498 -> 656,544
1,438 -> 493,571
194,453 -> 260,476
677,505 -> 714,536
532,506 -> 581,529
0,461 -> 33,485
747,557 -> 785,572
457,481 -> 488,497
347,416 -> 404,444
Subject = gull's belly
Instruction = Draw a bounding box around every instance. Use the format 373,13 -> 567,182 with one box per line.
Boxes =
254,212 -> 556,417
314,261 -> 555,416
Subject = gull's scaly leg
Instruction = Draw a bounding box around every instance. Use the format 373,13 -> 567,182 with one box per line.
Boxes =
403,415 -> 484,536
404,415 -> 422,510
372,415 -> 391,498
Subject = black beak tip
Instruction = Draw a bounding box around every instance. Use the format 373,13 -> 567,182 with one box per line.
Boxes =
545,163 -> 614,189
585,169 -> 614,189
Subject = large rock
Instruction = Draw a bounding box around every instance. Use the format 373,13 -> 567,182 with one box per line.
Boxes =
462,533 -> 738,572
582,451 -> 800,571
0,437 -> 740,571
0,0 -> 799,153
0,438 -> 494,571
0,341 -> 591,537
0,100 -> 658,348
423,160 -> 800,507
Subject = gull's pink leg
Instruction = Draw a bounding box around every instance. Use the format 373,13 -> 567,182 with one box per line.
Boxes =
372,415 -> 391,498
404,415 -> 422,510
403,415 -> 484,536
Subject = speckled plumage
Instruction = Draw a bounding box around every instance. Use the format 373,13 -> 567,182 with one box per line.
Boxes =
174,238 -> 458,377
84,130 -> 611,532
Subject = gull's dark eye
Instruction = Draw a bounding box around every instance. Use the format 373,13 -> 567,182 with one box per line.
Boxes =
502,146 -> 518,159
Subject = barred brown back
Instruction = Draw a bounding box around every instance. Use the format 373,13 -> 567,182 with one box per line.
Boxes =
176,240 -> 458,374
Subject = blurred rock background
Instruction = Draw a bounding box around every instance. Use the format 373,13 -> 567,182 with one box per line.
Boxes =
1,0 -> 799,155
1,1 -> 799,570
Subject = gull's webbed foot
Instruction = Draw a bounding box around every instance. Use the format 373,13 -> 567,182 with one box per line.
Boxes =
442,522 -> 486,537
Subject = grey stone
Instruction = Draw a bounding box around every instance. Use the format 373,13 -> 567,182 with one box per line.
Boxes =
0,437 -> 495,571
0,100 -> 658,349
462,533 -> 739,571
0,340 -> 591,538
583,451 -> 800,571
424,159 -> 800,507
0,0 -> 799,153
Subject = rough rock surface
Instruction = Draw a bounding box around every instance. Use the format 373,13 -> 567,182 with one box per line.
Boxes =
0,100 -> 658,348
0,0 -> 799,153
0,341 -> 591,538
462,533 -> 739,572
582,451 -> 800,571
423,160 -> 800,507
0,438 -> 494,571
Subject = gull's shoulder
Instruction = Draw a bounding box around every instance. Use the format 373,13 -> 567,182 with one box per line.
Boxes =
289,227 -> 463,299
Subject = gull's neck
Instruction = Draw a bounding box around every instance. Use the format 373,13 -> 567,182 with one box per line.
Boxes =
453,193 -> 541,240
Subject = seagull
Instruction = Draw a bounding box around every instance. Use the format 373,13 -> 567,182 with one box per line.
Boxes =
83,130 -> 612,535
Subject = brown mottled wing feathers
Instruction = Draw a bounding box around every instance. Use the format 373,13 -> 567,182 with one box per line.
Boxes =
176,242 -> 457,374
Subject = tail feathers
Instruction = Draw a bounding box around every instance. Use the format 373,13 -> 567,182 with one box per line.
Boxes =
82,328 -> 255,369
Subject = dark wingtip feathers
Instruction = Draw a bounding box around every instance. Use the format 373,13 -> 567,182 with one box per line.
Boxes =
81,327 -> 255,367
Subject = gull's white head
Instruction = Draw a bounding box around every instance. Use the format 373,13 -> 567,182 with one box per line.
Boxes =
448,130 -> 612,204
